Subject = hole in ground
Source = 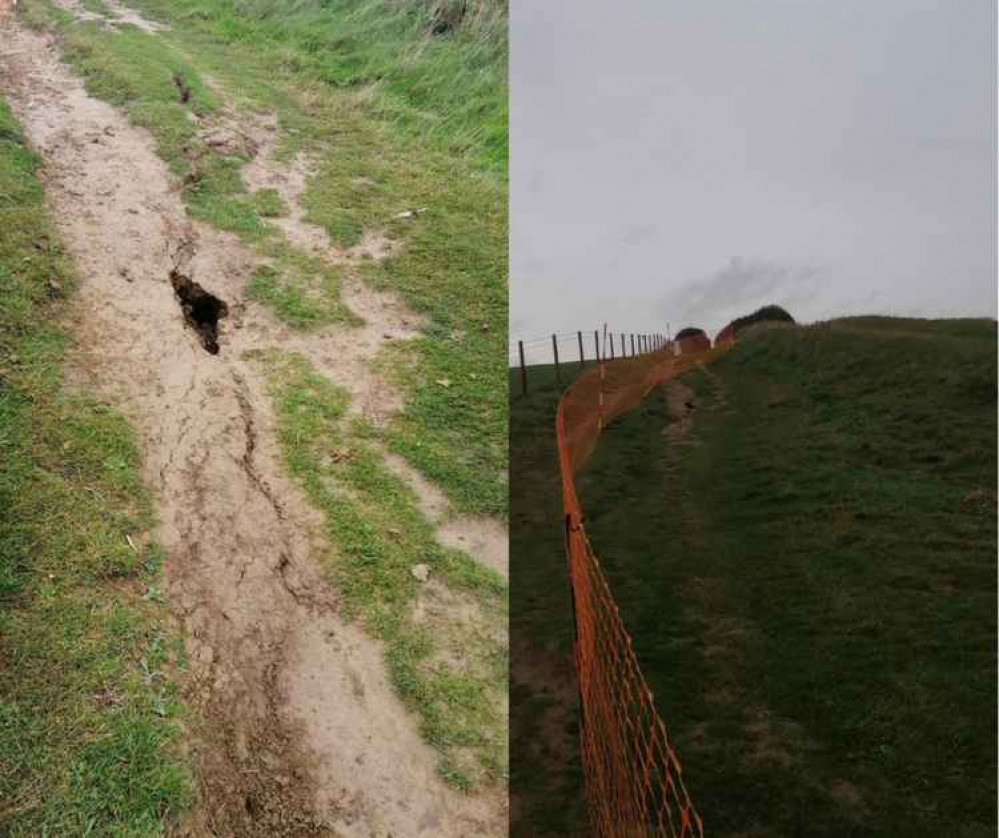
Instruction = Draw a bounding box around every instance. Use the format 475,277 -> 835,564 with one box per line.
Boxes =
170,268 -> 228,354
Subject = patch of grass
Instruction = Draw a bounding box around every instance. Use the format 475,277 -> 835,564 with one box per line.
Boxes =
252,186 -> 287,217
28,0 -> 508,514
81,0 -> 113,16
0,95 -> 190,835
255,350 -> 508,789
244,263 -> 334,329
568,320 -> 996,837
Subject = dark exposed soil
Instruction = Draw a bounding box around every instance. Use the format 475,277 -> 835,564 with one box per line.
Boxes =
170,268 -> 228,354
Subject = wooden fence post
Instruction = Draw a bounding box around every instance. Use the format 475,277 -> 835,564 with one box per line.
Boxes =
609,333 -> 615,360
594,330 -> 600,363
630,333 -> 635,356
518,340 -> 527,396
552,334 -> 561,388
578,330 -> 585,369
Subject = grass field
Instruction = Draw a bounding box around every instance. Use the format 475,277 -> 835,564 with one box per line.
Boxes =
0,95 -> 190,835
511,318 -> 997,837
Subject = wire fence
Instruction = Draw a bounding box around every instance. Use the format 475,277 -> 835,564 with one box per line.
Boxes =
556,338 -> 733,837
511,329 -> 673,395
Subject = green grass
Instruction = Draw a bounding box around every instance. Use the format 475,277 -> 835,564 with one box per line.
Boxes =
130,0 -> 507,175
510,318 -> 997,836
509,362 -> 588,836
23,0 -> 507,515
0,96 -> 190,835
533,319 -> 995,837
252,186 -> 288,217
81,0 -> 113,16
254,350 -> 508,789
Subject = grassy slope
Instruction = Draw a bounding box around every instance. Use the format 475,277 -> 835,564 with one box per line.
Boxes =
511,318 -> 996,837
0,98 -> 189,835
23,0 -> 508,515
509,362 -> 588,835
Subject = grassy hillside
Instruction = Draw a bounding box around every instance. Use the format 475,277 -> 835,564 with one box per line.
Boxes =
0,97 -> 190,835
509,362 -> 587,835
511,317 -> 997,837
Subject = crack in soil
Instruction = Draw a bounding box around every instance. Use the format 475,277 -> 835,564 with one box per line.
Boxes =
232,369 -> 287,521
0,15 -> 503,837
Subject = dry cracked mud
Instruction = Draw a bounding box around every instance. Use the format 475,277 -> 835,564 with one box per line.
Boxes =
0,12 -> 504,837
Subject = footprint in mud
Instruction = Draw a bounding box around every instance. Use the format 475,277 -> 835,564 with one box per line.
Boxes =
170,267 -> 228,354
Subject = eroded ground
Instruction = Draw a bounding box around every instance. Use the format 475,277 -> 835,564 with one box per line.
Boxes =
0,4 -> 506,835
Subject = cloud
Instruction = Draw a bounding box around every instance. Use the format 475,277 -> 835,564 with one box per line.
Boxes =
662,257 -> 823,330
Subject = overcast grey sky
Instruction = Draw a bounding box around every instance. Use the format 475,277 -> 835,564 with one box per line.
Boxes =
510,0 -> 997,341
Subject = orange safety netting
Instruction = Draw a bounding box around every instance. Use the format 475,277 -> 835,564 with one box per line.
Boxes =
556,341 -> 730,837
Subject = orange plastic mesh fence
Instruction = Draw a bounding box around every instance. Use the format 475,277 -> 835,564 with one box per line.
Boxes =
556,341 -> 730,837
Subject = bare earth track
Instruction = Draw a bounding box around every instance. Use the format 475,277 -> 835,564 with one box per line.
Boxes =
0,12 -> 504,837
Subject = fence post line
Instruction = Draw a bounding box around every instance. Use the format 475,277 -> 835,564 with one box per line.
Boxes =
594,329 -> 600,364
630,333 -> 635,357
609,333 -> 615,360
578,330 -> 585,369
552,334 -> 561,388
620,332 -> 624,359
518,340 -> 528,397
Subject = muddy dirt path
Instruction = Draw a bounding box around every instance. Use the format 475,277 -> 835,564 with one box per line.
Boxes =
0,18 -> 502,837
